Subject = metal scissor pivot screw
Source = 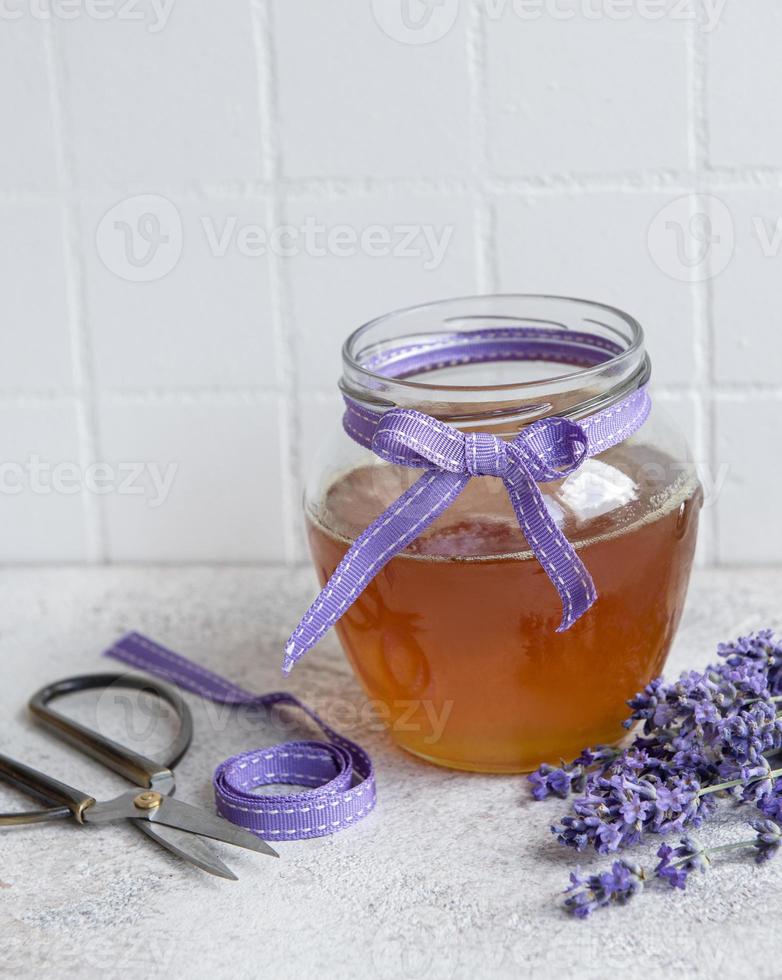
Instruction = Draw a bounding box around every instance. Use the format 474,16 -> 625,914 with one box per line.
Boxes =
133,791 -> 163,811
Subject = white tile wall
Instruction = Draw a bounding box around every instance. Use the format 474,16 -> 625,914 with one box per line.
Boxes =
0,402 -> 87,561
711,190 -> 782,386
494,192 -> 696,386
486,12 -> 690,175
715,396 -> 782,564
0,204 -> 73,390
273,1 -> 472,178
98,397 -> 286,562
708,2 -> 782,168
0,22 -> 57,188
284,192 -> 480,389
60,4 -> 264,184
0,2 -> 778,565
82,195 -> 279,389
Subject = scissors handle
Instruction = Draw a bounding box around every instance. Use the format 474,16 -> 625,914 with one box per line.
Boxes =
0,752 -> 95,824
28,672 -> 193,794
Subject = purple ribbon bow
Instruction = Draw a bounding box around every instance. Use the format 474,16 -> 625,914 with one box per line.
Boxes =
284,328 -> 651,674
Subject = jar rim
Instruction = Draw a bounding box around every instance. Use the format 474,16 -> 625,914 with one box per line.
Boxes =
342,293 -> 647,397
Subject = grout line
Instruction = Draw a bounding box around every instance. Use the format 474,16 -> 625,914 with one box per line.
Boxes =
99,387 -> 285,406
41,18 -> 106,563
0,392 -> 81,407
685,5 -> 718,568
466,0 -> 497,293
279,177 -> 471,200
654,389 -> 700,402
699,8 -> 719,570
250,0 -> 300,565
4,168 -> 782,209
711,388 -> 782,402
486,171 -> 698,195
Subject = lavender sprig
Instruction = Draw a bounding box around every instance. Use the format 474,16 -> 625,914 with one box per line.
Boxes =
531,631 -> 782,858
564,859 -> 645,918
564,821 -> 781,918
528,746 -> 618,801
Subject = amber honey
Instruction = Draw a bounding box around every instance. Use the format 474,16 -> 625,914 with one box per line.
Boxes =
307,444 -> 702,773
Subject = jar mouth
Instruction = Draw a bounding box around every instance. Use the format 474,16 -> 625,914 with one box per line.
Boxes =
340,295 -> 649,426
343,294 -> 646,393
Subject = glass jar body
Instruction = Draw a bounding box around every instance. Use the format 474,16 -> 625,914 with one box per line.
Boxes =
302,297 -> 701,772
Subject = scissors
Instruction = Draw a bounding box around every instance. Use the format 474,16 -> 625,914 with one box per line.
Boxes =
0,672 -> 279,879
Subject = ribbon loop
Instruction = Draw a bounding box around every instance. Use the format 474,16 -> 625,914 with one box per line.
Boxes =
512,416 -> 589,482
372,408 -> 466,472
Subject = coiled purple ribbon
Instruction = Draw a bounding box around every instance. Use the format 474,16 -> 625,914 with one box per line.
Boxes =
284,327 -> 651,674
106,632 -> 376,840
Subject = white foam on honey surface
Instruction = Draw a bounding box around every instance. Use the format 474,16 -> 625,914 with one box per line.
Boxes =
558,459 -> 638,524
309,466 -> 701,564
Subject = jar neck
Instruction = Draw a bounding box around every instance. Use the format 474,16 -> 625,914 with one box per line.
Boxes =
340,295 -> 649,434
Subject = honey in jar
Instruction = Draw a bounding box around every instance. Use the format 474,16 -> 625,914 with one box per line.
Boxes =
307,447 -> 701,772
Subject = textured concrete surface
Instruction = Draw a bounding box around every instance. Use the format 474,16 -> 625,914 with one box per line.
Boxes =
1,565 -> 782,979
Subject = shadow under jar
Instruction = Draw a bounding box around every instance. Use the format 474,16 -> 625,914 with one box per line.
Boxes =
304,296 -> 702,773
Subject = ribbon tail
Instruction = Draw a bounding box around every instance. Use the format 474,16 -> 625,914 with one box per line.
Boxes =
503,463 -> 597,631
283,469 -> 470,673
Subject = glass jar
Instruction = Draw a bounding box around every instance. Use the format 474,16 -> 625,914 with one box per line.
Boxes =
303,296 -> 702,773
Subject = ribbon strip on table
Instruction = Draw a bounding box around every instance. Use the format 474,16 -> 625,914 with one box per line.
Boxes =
105,632 -> 376,841
284,326 -> 652,674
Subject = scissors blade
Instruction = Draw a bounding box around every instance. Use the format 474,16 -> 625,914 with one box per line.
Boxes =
135,821 -> 238,881
148,797 -> 279,858
84,790 -> 279,858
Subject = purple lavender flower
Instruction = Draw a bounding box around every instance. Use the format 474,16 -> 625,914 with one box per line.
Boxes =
654,836 -> 709,890
654,844 -> 688,889
751,818 -> 782,863
649,776 -> 703,834
719,700 -> 782,772
736,760 -> 776,802
574,745 -> 618,767
528,747 -> 620,801
528,763 -> 584,801
624,678 -> 664,731
564,860 -> 644,918
719,630 -> 782,696
757,782 -> 782,821
553,766 -> 704,854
